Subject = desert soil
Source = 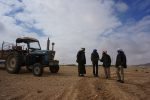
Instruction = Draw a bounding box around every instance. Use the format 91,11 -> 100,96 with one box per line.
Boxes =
0,65 -> 150,100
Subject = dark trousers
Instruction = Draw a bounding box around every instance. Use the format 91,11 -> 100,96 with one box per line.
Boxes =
92,61 -> 98,76
78,63 -> 86,75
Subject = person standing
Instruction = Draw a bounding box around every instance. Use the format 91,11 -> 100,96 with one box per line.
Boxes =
115,49 -> 127,83
100,51 -> 111,79
76,48 -> 86,77
91,49 -> 99,77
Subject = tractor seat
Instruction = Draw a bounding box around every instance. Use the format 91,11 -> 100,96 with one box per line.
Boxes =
12,46 -> 22,50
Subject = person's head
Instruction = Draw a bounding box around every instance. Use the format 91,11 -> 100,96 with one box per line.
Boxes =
103,50 -> 107,54
117,48 -> 123,53
81,48 -> 85,51
93,49 -> 97,52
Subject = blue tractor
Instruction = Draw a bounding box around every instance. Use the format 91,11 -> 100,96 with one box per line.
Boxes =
1,37 -> 59,76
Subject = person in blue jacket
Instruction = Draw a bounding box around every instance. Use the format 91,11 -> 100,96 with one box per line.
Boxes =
91,49 -> 99,77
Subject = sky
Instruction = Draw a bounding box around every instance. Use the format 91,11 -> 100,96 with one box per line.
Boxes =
0,0 -> 150,65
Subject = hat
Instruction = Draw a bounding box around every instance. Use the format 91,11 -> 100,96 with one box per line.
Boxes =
81,48 -> 85,51
117,48 -> 123,52
93,49 -> 97,52
103,50 -> 107,53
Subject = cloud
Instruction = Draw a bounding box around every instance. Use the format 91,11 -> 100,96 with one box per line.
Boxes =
134,0 -> 150,11
115,2 -> 128,12
102,15 -> 150,65
0,0 -> 149,65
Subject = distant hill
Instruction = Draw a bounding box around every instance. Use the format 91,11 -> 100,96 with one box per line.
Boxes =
61,64 -> 77,66
137,63 -> 150,67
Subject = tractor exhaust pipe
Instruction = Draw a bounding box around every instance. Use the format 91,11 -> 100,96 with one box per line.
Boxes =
2,41 -> 4,51
47,37 -> 50,50
52,42 -> 55,51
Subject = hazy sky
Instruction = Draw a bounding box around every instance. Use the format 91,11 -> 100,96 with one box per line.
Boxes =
0,0 -> 150,65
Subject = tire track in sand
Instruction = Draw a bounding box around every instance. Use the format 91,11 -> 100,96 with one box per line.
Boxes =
56,77 -> 107,100
57,77 -> 150,100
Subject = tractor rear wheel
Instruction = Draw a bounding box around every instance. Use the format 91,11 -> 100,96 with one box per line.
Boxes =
6,53 -> 21,74
32,63 -> 43,76
49,65 -> 59,73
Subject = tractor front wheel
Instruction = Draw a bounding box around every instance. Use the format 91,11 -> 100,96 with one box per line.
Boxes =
49,65 -> 59,73
32,63 -> 43,76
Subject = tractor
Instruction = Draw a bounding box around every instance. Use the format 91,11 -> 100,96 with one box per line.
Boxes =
0,37 -> 59,76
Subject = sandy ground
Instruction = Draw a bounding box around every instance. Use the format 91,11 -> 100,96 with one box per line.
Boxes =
0,65 -> 150,100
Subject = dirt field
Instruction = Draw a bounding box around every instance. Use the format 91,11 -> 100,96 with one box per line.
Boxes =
0,65 -> 150,100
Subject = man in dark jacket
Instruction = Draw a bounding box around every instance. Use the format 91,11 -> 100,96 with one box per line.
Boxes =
76,48 -> 86,76
100,51 -> 111,79
91,49 -> 99,77
115,49 -> 127,83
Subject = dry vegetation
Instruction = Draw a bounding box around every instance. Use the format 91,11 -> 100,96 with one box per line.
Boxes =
0,65 -> 150,100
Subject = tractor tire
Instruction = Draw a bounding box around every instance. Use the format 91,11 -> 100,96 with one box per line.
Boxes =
5,53 -> 21,74
26,66 -> 32,72
32,63 -> 43,76
49,65 -> 59,73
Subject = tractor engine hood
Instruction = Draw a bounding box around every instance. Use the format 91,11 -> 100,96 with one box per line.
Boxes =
30,50 -> 48,55
30,50 -> 55,60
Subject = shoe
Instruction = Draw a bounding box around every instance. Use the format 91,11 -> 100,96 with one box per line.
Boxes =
95,75 -> 99,77
120,80 -> 124,83
94,75 -> 98,77
81,74 -> 84,77
117,80 -> 121,82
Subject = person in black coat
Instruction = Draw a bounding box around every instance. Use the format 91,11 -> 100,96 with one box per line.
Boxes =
76,48 -> 86,76
100,51 -> 111,79
91,49 -> 99,77
115,49 -> 127,83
